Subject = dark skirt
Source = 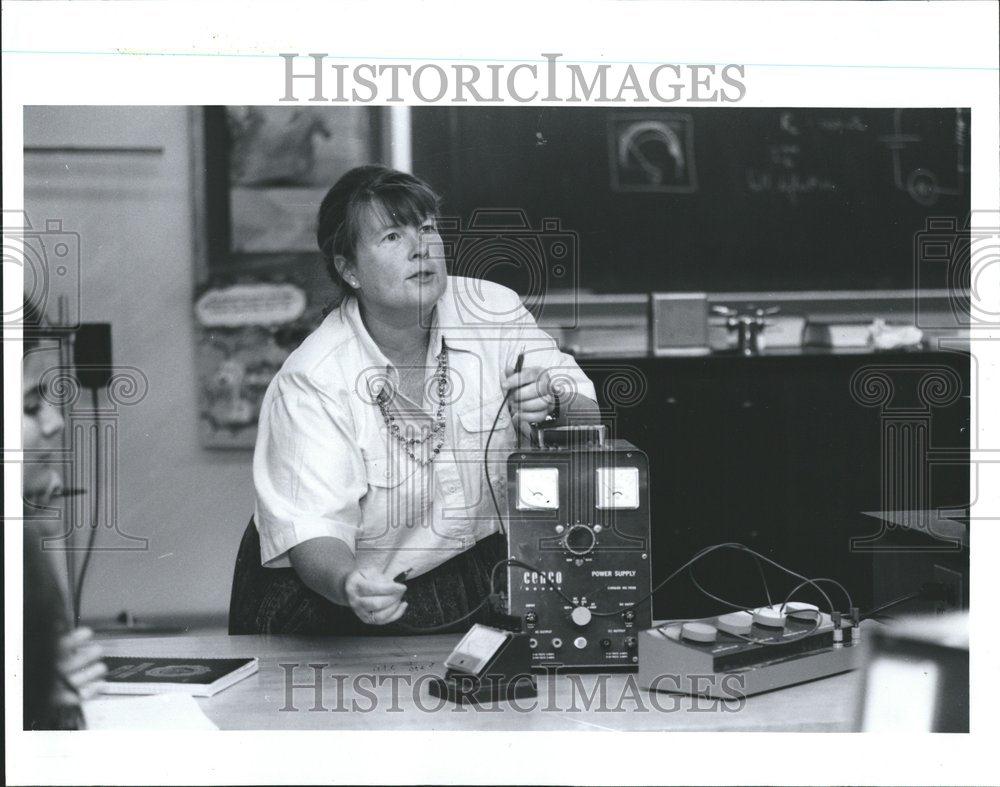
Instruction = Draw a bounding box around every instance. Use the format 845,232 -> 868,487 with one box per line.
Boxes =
228,522 -> 507,636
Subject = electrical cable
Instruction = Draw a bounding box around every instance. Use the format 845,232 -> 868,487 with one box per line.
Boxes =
483,350 -> 526,538
73,387 -> 101,624
393,593 -> 494,634
393,557 -> 519,634
861,592 -> 922,620
395,542 -> 845,636
397,354 -> 537,633
687,551 -> 774,611
590,542 -> 836,619
780,576 -> 854,616
683,562 -> 853,646
724,609 -> 824,646
687,567 -> 754,611
860,584 -> 949,621
753,556 -> 774,607
484,390 -> 513,537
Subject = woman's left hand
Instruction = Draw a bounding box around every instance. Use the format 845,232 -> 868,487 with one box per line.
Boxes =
504,364 -> 557,439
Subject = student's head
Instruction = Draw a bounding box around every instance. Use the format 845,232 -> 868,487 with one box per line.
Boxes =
22,311 -> 67,510
316,165 -> 445,315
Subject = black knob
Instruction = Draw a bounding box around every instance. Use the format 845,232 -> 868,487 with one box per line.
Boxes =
564,524 -> 596,556
524,611 -> 537,625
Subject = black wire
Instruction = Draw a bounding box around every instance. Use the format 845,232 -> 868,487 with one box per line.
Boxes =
484,390 -> 513,537
688,567 -> 752,610
393,560 -> 512,634
861,590 -> 924,620
687,552 -> 774,611
73,387 -> 100,624
591,542 -> 836,619
725,609 -> 825,646
753,557 -> 774,607
395,555 -> 574,634
394,543 -> 844,635
393,594 -> 494,634
781,576 -> 854,615
399,365 -> 531,634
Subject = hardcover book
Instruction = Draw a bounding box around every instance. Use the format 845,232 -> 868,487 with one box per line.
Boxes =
97,657 -> 259,697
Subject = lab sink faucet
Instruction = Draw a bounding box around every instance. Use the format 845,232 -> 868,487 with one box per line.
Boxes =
713,305 -> 780,356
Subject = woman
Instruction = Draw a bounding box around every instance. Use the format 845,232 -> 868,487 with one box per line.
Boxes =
247,165 -> 598,634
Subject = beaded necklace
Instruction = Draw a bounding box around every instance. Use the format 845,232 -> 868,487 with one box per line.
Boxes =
376,345 -> 448,465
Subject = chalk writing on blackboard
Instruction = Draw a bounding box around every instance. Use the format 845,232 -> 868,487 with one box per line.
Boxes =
880,108 -> 968,206
778,111 -> 868,137
744,118 -> 843,204
608,113 -> 698,193
745,169 -> 838,203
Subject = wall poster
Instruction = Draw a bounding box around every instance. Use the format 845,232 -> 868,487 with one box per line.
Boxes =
194,106 -> 384,448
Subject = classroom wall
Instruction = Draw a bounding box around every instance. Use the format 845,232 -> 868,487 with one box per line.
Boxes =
24,107 -> 253,622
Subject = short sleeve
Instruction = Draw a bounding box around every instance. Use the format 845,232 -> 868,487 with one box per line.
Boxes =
503,299 -> 598,405
252,372 -> 366,567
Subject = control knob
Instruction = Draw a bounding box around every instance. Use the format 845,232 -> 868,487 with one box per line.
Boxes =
564,524 -> 597,556
571,606 -> 592,627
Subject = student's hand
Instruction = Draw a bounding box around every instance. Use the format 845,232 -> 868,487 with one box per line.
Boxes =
504,364 -> 557,439
343,569 -> 408,625
53,627 -> 107,705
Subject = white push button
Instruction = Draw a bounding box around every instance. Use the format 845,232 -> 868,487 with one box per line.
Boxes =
574,637 -> 587,649
681,622 -> 718,643
752,604 -> 788,628
716,610 -> 754,635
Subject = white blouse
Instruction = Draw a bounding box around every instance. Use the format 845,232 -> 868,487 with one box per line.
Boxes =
253,276 -> 597,580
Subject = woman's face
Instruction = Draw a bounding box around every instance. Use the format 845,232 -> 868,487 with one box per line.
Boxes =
22,345 -> 67,509
343,206 -> 447,316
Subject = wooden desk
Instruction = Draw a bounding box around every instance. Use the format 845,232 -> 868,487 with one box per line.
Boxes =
98,632 -> 861,731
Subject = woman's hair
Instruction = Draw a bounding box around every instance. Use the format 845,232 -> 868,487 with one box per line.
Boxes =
316,165 -> 441,290
22,297 -> 46,353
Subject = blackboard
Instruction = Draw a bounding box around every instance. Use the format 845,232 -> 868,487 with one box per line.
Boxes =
411,107 -> 970,294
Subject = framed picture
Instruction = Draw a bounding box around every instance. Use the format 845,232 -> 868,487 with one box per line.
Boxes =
194,106 -> 386,448
608,112 -> 698,193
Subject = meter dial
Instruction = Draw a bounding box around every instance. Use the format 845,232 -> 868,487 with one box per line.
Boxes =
596,466 -> 640,509
516,467 -> 560,510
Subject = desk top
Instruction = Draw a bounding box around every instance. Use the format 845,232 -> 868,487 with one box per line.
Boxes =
97,632 -> 860,731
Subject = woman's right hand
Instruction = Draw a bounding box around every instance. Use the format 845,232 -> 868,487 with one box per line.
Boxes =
343,570 -> 408,625
54,627 -> 107,705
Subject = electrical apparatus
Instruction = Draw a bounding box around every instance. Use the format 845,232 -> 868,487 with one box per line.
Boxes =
505,424 -> 652,671
637,605 -> 866,698
428,624 -> 537,705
